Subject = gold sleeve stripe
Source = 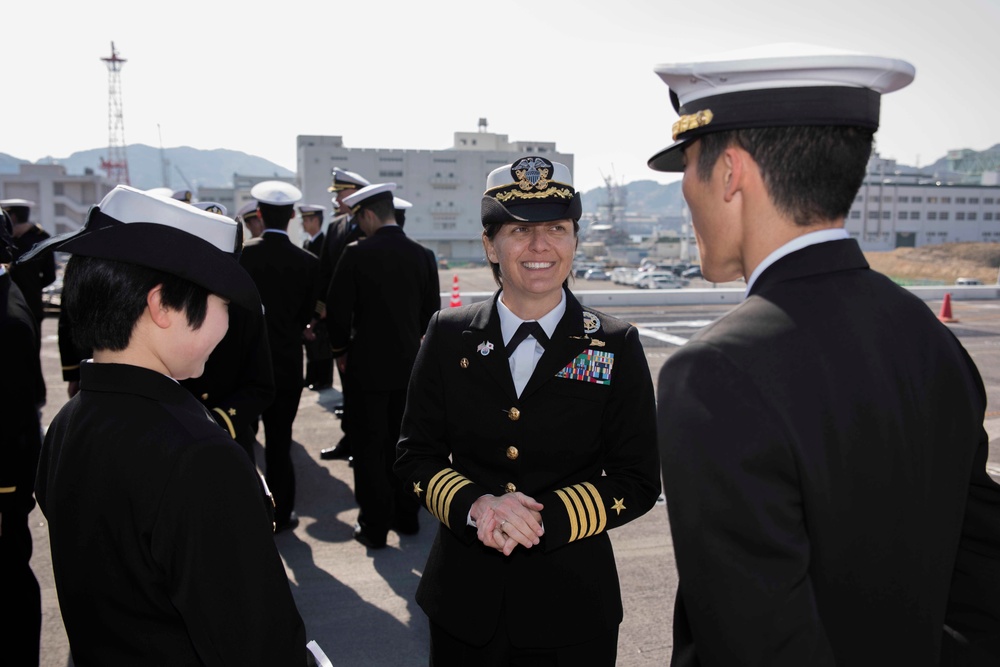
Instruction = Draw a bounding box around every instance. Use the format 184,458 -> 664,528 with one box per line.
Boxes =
212,407 -> 237,439
62,364 -> 80,371
554,482 -> 607,543
427,468 -> 472,529
0,486 -> 16,494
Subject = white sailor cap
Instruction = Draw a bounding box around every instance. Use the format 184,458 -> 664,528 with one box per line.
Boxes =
236,201 -> 259,219
250,180 -> 302,206
481,156 -> 581,226
328,168 -> 371,192
0,198 -> 36,208
16,185 -> 259,310
298,204 -> 326,217
343,183 -> 396,215
393,197 -> 412,210
193,201 -> 228,216
647,44 -> 916,172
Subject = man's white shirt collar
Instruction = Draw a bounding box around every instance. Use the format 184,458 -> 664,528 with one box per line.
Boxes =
744,228 -> 850,297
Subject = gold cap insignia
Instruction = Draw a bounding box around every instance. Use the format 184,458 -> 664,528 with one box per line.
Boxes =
672,109 -> 714,140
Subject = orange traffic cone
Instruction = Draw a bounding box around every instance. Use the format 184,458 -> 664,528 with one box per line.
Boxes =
938,292 -> 958,323
449,274 -> 462,308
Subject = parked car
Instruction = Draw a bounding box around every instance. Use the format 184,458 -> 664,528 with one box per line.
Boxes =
956,277 -> 983,285
681,266 -> 702,279
636,272 -> 682,289
584,268 -> 612,281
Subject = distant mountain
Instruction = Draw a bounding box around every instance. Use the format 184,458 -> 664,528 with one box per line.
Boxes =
580,179 -> 685,215
5,144 -> 294,190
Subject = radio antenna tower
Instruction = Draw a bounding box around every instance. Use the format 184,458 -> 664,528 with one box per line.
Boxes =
100,42 -> 131,185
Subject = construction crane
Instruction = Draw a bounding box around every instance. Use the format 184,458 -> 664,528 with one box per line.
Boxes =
100,41 -> 130,185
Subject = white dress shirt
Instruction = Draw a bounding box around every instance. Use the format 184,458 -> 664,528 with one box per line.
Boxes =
497,290 -> 566,397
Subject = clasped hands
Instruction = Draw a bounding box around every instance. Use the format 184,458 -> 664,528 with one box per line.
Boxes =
471,492 -> 544,556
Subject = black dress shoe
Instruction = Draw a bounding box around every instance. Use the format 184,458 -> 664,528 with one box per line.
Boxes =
353,524 -> 387,549
274,513 -> 300,533
320,439 -> 351,461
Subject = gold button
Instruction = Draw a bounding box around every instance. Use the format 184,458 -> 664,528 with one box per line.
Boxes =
460,357 -> 469,369
506,446 -> 519,460
505,482 -> 517,494
508,407 -> 520,421
201,393 -> 209,400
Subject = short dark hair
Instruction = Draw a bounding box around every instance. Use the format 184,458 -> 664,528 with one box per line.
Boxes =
360,198 -> 396,223
63,255 -> 210,352
482,220 -> 580,288
695,126 -> 874,226
258,203 -> 293,230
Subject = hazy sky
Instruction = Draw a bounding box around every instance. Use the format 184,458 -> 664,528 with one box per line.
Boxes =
3,0 -> 997,193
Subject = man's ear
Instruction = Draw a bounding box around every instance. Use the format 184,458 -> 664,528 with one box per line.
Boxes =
146,285 -> 173,329
722,146 -> 746,203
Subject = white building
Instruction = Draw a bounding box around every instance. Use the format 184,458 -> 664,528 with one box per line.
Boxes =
847,154 -> 1000,250
0,164 -> 116,236
297,123 -> 573,262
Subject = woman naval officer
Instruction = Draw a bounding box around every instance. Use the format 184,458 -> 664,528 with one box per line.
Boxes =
394,156 -> 661,666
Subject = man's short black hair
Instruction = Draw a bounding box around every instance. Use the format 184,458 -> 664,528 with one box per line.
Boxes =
63,255 -> 210,352
359,198 -> 396,223
696,125 -> 874,227
258,203 -> 293,230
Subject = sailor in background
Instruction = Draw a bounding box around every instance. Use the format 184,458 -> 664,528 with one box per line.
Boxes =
300,204 -> 334,390
1,198 -> 55,342
237,200 -> 265,239
327,182 -> 439,548
239,181 -> 319,532
650,47 -> 1000,665
318,167 -> 370,462
0,207 -> 43,667
395,156 -> 660,665
393,195 -> 412,228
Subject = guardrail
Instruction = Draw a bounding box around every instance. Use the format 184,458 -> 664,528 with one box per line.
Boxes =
437,285 -> 1000,309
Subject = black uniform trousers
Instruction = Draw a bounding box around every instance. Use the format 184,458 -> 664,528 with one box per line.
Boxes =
262,379 -> 302,525
353,387 -> 419,539
0,507 -> 41,667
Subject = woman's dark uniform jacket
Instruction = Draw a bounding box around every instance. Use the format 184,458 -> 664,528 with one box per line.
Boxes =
395,288 -> 661,648
658,239 -> 1000,666
35,362 -> 306,665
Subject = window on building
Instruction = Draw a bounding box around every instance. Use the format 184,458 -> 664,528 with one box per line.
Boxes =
970,197 -> 980,204
942,197 -> 951,204
868,210 -> 879,218
910,211 -> 920,220
850,210 -> 861,219
986,212 -> 994,221
956,212 -> 965,220
986,198 -> 995,204
940,212 -> 949,220
928,212 -> 937,220
54,203 -> 66,216
899,212 -> 908,220
912,196 -> 923,203
898,196 -> 909,203
969,212 -> 977,220
928,196 -> 938,204
379,170 -> 403,177
882,211 -> 891,219
54,182 -> 65,196
956,197 -> 966,204
871,195 -> 880,202
855,194 -> 863,202
883,196 -> 893,203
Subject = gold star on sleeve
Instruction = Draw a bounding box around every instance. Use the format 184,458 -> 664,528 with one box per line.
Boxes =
413,482 -> 424,498
228,408 -> 237,416
611,498 -> 626,515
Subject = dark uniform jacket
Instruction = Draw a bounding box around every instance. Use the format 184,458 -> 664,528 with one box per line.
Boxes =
395,289 -> 661,647
0,273 -> 43,520
326,225 -> 439,391
658,239 -> 1000,666
35,362 -> 306,665
304,230 -> 325,256
10,224 -> 56,327
180,302 -> 275,460
239,231 -> 319,390
317,214 -> 362,316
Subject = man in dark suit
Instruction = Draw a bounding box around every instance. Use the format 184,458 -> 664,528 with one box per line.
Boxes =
299,204 -> 332,390
318,167 -> 370,461
650,49 -> 1000,665
239,181 -> 319,532
327,182 -> 440,548
0,209 -> 43,667
2,199 -> 55,342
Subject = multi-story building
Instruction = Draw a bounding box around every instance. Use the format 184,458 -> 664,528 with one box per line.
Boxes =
0,164 -> 116,236
297,123 -> 573,262
846,154 -> 1000,250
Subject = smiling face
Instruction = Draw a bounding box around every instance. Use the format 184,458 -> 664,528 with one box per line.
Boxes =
482,219 -> 577,318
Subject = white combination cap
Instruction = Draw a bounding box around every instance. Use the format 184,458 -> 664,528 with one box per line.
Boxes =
251,180 -> 302,206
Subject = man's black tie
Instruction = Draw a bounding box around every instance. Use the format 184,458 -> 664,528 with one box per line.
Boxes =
506,321 -> 549,357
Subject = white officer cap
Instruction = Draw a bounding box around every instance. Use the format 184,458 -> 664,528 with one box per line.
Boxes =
393,197 -> 412,210
328,168 -> 371,192
647,43 -> 916,172
250,180 -> 302,206
343,183 -> 396,215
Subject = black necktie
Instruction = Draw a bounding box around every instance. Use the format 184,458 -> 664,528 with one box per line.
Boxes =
506,321 -> 549,358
